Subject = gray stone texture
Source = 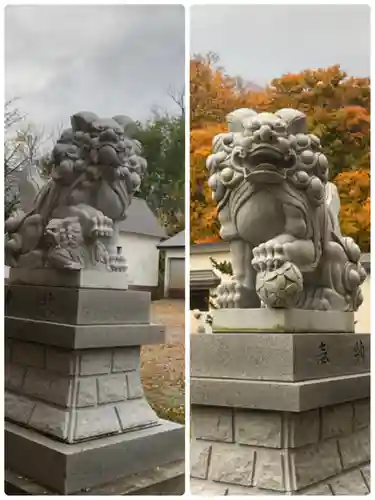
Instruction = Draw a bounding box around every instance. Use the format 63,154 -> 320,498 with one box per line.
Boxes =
329,469 -> 369,495
191,441 -> 212,480
209,443 -> 255,486
190,478 -> 284,495
191,314 -> 369,496
361,464 -> 371,490
301,483 -> 333,495
286,409 -> 320,448
354,399 -> 370,429
12,340 -> 45,368
6,419 -> 184,494
127,370 -> 144,399
191,373 -> 370,412
8,268 -> 129,290
5,341 -> 159,442
116,399 -> 159,431
191,332 -> 370,382
192,406 -> 233,442
212,308 -> 355,333
338,427 -> 370,470
74,406 -> 121,440
6,283 -> 150,324
292,439 -> 342,489
235,409 -> 282,448
253,448 -> 284,491
321,402 -> 353,439
80,350 -> 112,375
77,378 -> 97,407
6,316 -> 165,349
5,277 -> 184,494
113,346 -> 141,372
191,398 -> 370,494
6,363 -> 26,390
29,403 -> 69,440
5,392 -> 35,425
5,459 -> 185,496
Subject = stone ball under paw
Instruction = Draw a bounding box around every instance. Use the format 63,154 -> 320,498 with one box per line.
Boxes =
256,261 -> 303,308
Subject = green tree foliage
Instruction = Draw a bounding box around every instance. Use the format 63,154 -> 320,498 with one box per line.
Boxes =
136,111 -> 185,236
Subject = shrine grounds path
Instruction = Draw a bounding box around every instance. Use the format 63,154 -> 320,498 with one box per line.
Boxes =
141,299 -> 185,424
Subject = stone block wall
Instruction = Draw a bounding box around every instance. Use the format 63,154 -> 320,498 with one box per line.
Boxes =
190,402 -> 370,495
5,339 -> 159,443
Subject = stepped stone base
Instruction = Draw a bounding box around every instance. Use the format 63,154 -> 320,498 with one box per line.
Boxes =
5,339 -> 159,442
192,332 -> 370,382
191,466 -> 370,496
6,460 -> 185,495
8,267 -> 129,290
6,420 -> 184,494
212,308 -> 355,333
191,402 -> 370,495
191,318 -> 370,496
5,276 -> 185,494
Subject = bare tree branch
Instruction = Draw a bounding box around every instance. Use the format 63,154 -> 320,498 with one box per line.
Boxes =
167,86 -> 185,116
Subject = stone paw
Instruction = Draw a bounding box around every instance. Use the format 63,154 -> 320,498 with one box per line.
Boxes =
90,215 -> 114,238
216,280 -> 253,309
109,253 -> 127,272
252,241 -> 285,272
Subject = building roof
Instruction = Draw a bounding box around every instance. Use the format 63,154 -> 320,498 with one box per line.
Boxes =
190,269 -> 221,290
157,230 -> 185,249
118,198 -> 167,238
191,241 -> 229,254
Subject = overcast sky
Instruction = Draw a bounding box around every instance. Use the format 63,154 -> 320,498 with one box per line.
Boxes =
191,4 -> 370,86
5,5 -> 185,132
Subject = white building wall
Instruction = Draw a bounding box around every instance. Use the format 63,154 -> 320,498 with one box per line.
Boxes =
164,248 -> 185,297
117,232 -> 161,287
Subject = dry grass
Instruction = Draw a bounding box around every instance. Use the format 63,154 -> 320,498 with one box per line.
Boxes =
141,299 -> 185,423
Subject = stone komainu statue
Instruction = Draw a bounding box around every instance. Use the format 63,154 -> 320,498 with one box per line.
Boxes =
207,108 -> 366,311
5,111 -> 147,272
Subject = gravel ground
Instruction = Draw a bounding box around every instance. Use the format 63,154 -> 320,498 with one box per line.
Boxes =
141,299 -> 185,423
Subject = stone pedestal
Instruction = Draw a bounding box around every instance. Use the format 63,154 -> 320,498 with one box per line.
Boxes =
190,309 -> 370,495
5,269 -> 184,494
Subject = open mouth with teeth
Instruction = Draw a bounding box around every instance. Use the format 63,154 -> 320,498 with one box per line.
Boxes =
245,145 -> 295,183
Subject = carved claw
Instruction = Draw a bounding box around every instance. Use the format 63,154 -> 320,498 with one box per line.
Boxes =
90,215 -> 113,238
252,241 -> 285,272
216,280 -> 254,309
109,253 -> 127,272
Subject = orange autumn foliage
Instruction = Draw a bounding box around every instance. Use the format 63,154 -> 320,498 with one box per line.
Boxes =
190,55 -> 370,251
190,123 -> 226,242
335,169 -> 370,251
